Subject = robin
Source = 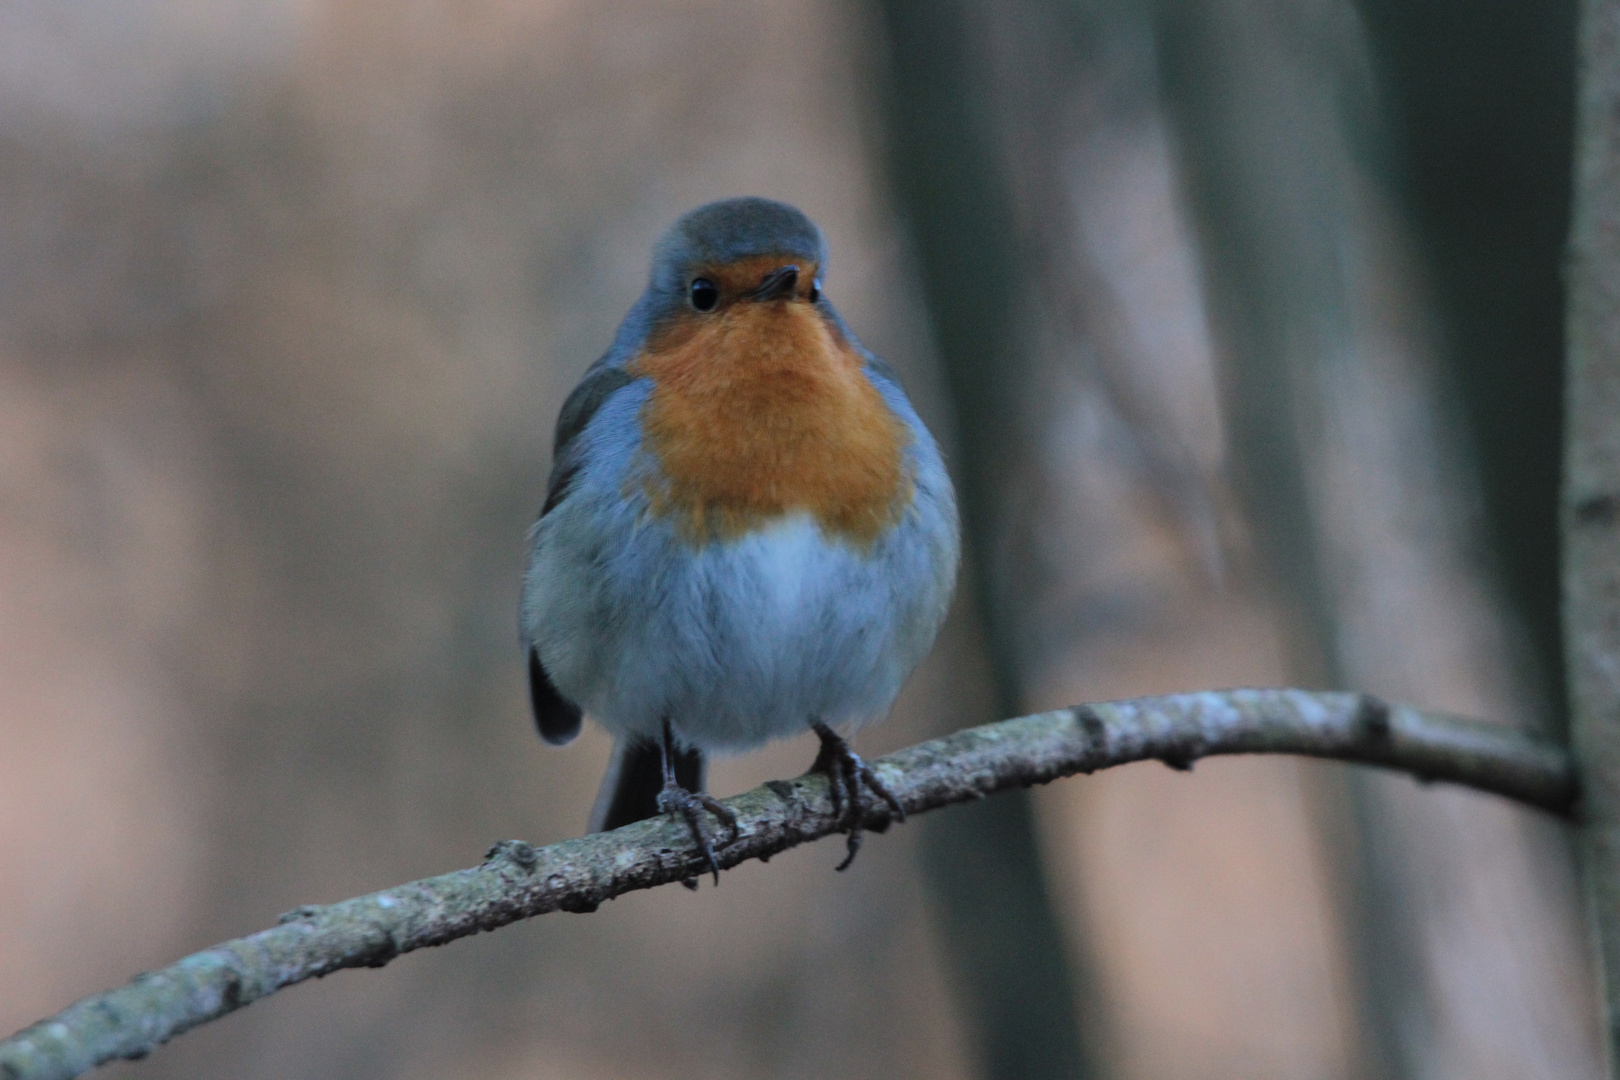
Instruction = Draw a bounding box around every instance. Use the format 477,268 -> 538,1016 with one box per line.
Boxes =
521,197 -> 959,882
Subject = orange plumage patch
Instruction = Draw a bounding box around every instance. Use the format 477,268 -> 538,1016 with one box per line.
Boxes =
630,261 -> 911,547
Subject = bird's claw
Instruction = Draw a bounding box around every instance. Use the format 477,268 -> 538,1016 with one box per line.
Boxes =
658,783 -> 739,886
811,721 -> 904,871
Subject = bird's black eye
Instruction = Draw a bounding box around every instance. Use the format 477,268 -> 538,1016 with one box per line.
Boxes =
689,278 -> 720,312
809,278 -> 821,303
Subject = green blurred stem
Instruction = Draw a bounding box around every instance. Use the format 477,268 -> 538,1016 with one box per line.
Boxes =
0,689 -> 1574,1080
1564,0 -> 1620,1069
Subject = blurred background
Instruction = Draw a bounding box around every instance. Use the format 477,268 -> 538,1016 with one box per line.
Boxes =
0,1 -> 1601,1077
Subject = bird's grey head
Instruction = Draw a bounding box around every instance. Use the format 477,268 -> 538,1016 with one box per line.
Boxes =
647,197 -> 827,307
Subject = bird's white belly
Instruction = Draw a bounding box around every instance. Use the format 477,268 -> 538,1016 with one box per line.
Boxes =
746,516 -> 820,629
587,513 -> 913,751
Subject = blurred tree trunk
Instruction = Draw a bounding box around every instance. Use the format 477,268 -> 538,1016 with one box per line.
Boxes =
1155,0 -> 1599,1077
872,2 -> 1098,1077
1566,0 -> 1620,1070
1353,0 -> 1576,730
1150,5 -> 1396,1074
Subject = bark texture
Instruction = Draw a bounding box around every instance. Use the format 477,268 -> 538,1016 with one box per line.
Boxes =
0,688 -> 1575,1080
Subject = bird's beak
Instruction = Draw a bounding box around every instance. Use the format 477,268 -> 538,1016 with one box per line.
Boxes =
749,265 -> 800,302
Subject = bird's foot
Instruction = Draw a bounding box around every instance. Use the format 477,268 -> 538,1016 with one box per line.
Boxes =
657,782 -> 739,887
811,722 -> 905,871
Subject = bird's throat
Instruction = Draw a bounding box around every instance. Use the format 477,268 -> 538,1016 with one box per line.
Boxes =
630,302 -> 911,547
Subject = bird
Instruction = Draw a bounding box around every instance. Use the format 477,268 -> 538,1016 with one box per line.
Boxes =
520,196 -> 959,882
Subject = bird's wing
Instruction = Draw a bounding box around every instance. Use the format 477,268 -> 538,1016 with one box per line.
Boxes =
542,363 -> 637,515
526,363 -> 638,746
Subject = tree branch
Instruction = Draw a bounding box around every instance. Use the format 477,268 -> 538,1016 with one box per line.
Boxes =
0,688 -> 1575,1080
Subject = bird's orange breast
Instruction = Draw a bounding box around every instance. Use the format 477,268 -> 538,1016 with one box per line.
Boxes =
629,299 -> 911,547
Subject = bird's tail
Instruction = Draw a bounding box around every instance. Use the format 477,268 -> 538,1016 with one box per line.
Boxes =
587,735 -> 706,833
